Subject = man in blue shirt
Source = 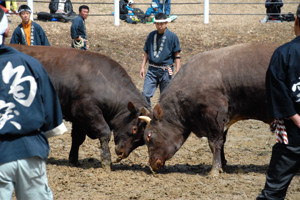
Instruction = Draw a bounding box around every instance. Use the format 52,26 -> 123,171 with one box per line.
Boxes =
140,13 -> 181,108
70,5 -> 89,50
0,7 -> 67,200
145,2 -> 162,22
257,4 -> 300,200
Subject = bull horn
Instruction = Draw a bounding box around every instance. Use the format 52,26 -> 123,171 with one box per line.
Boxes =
138,116 -> 151,125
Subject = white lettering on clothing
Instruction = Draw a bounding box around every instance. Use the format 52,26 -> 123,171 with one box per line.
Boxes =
0,61 -> 37,130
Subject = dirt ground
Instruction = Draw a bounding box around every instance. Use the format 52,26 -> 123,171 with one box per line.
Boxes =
5,0 -> 300,199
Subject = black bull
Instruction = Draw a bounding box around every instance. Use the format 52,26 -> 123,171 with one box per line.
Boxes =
10,44 -> 149,169
140,43 -> 278,176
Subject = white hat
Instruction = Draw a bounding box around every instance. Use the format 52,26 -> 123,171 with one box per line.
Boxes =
128,0 -> 134,5
154,16 -> 171,23
18,5 -> 32,14
151,2 -> 158,8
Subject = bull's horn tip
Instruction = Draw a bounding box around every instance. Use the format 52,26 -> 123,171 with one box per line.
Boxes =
138,116 -> 151,124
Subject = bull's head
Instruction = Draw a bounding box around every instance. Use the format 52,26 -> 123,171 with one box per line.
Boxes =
139,104 -> 183,172
113,102 -> 150,162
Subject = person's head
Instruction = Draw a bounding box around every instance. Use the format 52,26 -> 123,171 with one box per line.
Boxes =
128,0 -> 135,8
18,5 -> 32,24
0,7 -> 9,45
151,2 -> 158,11
79,5 -> 89,20
295,4 -> 300,36
154,13 -> 169,34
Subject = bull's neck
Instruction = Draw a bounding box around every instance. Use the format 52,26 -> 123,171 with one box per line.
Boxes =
160,102 -> 191,143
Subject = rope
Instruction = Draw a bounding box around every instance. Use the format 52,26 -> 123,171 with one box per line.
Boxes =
72,38 -> 84,49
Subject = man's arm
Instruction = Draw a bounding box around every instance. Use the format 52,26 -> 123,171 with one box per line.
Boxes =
70,19 -> 81,40
140,52 -> 148,78
10,28 -> 21,44
290,114 -> 300,129
174,51 -> 181,73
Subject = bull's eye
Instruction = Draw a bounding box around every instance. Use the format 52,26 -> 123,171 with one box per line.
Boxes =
132,126 -> 138,135
146,132 -> 152,142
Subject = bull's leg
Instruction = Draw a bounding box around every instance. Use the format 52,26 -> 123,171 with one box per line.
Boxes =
208,134 -> 224,177
69,122 -> 86,166
99,134 -> 112,171
221,129 -> 229,167
87,114 -> 112,171
71,100 -> 112,170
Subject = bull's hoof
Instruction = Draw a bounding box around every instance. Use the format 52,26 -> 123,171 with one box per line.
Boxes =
101,161 -> 112,171
208,168 -> 223,177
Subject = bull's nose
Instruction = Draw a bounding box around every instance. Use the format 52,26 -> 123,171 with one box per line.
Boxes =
115,147 -> 126,157
114,148 -> 127,163
150,159 -> 164,171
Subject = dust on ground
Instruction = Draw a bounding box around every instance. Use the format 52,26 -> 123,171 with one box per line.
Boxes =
6,0 -> 300,199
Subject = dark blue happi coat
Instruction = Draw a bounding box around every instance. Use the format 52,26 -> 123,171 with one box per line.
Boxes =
0,45 -> 64,164
266,36 -> 300,145
70,15 -> 87,40
10,21 -> 50,46
144,28 -> 181,66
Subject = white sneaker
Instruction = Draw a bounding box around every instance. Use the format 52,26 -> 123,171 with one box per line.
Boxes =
260,16 -> 268,23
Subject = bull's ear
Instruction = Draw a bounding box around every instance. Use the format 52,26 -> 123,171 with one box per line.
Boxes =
128,102 -> 137,114
153,104 -> 163,121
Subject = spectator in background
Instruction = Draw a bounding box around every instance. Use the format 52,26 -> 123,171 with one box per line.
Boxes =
145,2 -> 161,22
49,0 -> 73,15
119,0 -> 128,20
125,0 -> 139,24
10,5 -> 50,46
265,0 -> 284,20
0,7 -> 67,200
71,5 -> 89,50
152,0 -> 171,16
5,0 -> 17,14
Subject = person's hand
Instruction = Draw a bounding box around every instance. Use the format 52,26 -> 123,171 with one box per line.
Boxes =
290,114 -> 300,129
140,67 -> 145,78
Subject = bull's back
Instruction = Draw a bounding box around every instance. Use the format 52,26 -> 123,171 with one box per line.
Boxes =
181,43 -> 277,87
163,43 -> 278,125
9,44 -> 138,95
9,44 -> 144,119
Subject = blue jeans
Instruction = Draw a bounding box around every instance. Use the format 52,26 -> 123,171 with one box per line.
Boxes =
142,66 -> 173,108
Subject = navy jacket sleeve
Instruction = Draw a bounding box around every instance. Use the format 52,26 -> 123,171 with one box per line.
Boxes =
71,16 -> 81,39
10,26 -> 23,44
35,24 -> 50,46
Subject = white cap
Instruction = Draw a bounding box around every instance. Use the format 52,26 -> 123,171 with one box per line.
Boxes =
152,2 -> 158,8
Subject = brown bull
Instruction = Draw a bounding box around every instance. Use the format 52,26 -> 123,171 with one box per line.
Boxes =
140,43 -> 278,176
10,44 -> 149,169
